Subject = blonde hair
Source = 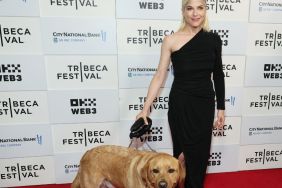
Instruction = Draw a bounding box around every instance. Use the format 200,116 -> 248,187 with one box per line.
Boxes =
178,0 -> 209,32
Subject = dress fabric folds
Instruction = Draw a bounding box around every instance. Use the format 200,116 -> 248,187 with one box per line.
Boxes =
168,29 -> 225,188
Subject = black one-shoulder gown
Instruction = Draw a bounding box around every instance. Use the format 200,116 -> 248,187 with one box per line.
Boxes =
168,29 -> 225,188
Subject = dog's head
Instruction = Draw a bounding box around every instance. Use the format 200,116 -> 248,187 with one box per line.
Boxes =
141,153 -> 185,188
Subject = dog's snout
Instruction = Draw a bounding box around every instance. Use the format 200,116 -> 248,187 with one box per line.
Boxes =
158,180 -> 168,188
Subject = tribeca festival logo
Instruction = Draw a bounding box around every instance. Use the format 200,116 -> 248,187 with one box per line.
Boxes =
245,149 -> 282,165
206,0 -> 242,13
53,30 -> 106,43
70,98 -> 96,115
212,124 -> 233,137
129,96 -> 168,112
64,163 -> 79,174
57,62 -> 108,81
249,93 -> 282,109
258,1 -> 282,13
210,29 -> 229,46
208,152 -> 222,166
140,125 -> 163,142
0,64 -> 22,82
0,134 -> 43,148
249,126 -> 282,136
222,63 -> 237,78
255,30 -> 282,50
0,25 -> 31,47
62,128 -> 111,146
138,0 -> 164,10
0,98 -> 39,118
0,163 -> 46,181
264,63 -> 282,79
127,27 -> 174,47
50,0 -> 98,10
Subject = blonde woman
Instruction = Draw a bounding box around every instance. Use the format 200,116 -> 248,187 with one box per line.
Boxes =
137,0 -> 225,187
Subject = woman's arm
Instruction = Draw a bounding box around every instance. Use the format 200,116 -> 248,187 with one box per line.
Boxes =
213,34 -> 225,128
136,36 -> 172,123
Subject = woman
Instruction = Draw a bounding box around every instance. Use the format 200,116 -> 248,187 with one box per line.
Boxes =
136,0 -> 225,187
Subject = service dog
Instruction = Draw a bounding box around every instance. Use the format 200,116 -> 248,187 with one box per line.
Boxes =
72,145 -> 185,188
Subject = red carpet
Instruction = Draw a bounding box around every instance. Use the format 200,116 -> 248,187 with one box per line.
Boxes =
15,168 -> 282,188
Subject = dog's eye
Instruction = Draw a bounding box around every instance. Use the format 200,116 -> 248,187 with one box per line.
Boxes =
168,169 -> 176,173
152,169 -> 159,173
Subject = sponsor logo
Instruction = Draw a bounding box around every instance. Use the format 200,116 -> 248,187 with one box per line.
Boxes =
126,27 -> 174,47
138,0 -> 164,10
0,98 -> 39,118
62,128 -> 111,146
127,66 -> 171,78
56,62 -> 108,82
0,134 -> 43,148
208,152 -> 222,166
0,25 -> 31,47
245,149 -> 282,164
0,64 -> 22,82
64,164 -> 79,174
258,1 -> 282,13
249,93 -> 282,109
70,98 -> 97,115
222,63 -> 236,78
263,63 -> 282,79
206,0 -> 242,13
129,96 -> 168,112
212,124 -> 233,137
53,30 -> 106,44
0,163 -> 46,180
140,126 -> 163,142
249,126 -> 282,136
225,96 -> 235,106
210,29 -> 229,46
255,31 -> 282,49
50,0 -> 98,10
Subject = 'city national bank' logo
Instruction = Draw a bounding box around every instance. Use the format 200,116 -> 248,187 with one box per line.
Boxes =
127,27 -> 174,47
0,64 -> 22,82
0,163 -> 46,181
53,30 -> 106,43
0,25 -> 31,47
246,149 -> 282,165
249,126 -> 282,136
249,93 -> 282,110
255,30 -> 282,50
0,134 -> 43,148
62,128 -> 111,146
206,0 -> 242,13
50,0 -> 98,10
258,2 -> 282,13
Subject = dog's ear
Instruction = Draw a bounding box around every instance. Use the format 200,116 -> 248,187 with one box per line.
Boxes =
177,160 -> 186,188
141,162 -> 150,185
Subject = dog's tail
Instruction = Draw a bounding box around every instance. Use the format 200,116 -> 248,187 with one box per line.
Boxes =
71,172 -> 80,188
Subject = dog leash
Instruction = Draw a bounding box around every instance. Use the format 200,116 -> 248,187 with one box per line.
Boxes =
128,137 -> 156,152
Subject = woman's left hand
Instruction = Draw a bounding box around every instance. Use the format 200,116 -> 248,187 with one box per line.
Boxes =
214,110 -> 225,129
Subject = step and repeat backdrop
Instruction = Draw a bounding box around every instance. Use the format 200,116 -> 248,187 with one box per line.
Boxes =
0,0 -> 282,187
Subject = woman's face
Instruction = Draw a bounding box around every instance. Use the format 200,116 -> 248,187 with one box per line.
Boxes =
182,0 -> 206,29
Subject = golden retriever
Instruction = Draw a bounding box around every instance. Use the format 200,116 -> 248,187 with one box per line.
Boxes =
72,145 -> 185,188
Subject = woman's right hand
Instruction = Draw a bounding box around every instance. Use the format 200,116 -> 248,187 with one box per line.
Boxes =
136,110 -> 150,125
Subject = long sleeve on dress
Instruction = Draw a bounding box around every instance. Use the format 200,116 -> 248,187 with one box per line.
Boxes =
213,34 -> 225,110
